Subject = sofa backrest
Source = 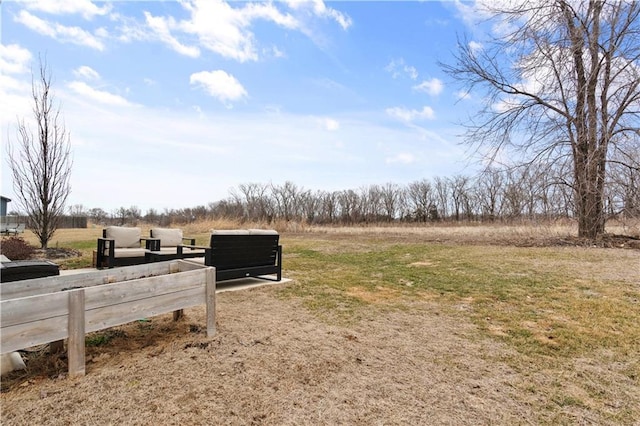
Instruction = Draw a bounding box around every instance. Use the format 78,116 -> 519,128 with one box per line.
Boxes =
150,228 -> 183,247
209,230 -> 279,269
104,226 -> 141,248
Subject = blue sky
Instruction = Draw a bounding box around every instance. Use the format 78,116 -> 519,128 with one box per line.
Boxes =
1,0 -> 487,213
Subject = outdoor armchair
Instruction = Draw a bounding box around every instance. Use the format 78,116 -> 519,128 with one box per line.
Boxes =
145,228 -> 205,261
96,226 -> 156,268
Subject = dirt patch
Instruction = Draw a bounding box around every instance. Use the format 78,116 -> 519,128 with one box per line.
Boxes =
32,247 -> 82,260
2,286 -> 535,425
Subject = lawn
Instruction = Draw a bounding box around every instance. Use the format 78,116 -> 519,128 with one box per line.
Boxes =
1,224 -> 639,424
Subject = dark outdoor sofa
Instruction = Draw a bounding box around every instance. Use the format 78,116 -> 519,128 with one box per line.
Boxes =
190,229 -> 282,282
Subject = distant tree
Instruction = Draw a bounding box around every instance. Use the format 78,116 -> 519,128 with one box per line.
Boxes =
144,208 -> 160,224
68,204 -> 86,216
88,207 -> 108,225
407,179 -> 434,222
6,57 -> 72,249
380,182 -> 402,221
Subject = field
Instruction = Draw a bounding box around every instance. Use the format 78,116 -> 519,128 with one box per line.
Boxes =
1,222 -> 639,424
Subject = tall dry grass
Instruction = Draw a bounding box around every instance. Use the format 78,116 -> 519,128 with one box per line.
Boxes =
6,217 -> 638,269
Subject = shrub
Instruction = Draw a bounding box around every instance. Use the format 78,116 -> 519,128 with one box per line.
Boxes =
1,236 -> 36,260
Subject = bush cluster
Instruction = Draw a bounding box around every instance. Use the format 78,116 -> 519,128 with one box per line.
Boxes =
1,236 -> 36,260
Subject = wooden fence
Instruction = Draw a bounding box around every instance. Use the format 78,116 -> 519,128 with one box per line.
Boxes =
1,215 -> 87,229
1,261 -> 215,377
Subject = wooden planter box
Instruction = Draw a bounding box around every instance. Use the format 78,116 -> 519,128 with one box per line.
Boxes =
1,261 -> 216,377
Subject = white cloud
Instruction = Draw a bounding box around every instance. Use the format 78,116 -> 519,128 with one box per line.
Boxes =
456,90 -> 472,100
469,40 -> 483,53
144,12 -> 200,58
190,70 -> 248,104
138,0 -> 350,63
0,44 -> 32,75
453,0 -> 493,27
283,0 -> 352,29
385,58 -> 418,80
386,106 -> 435,122
413,78 -> 444,96
172,0 -> 297,62
25,0 -> 111,20
264,45 -> 286,59
0,46 -> 33,127
73,65 -> 100,80
15,10 -> 105,50
386,153 -> 416,164
67,81 -> 135,107
322,118 -> 340,131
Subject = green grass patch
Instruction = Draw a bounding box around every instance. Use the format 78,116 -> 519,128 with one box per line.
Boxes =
280,236 -> 640,362
86,329 -> 126,347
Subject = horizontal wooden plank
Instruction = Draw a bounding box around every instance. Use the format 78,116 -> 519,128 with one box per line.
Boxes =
0,261 -> 210,301
1,262 -> 174,300
83,269 -> 207,310
1,291 -> 70,328
1,286 -> 207,353
85,287 -> 205,333
1,268 -> 208,327
173,260 -> 213,272
1,315 -> 68,354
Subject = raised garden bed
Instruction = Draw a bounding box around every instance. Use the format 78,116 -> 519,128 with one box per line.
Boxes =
1,260 -> 216,377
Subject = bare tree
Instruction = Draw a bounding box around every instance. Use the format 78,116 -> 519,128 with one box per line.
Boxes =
450,175 -> 471,221
433,176 -> 450,220
7,58 -> 72,249
380,182 -> 403,221
407,179 -> 434,222
442,0 -> 640,239
475,168 -> 505,221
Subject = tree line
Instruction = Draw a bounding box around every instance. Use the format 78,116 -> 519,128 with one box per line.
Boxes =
79,161 -> 639,227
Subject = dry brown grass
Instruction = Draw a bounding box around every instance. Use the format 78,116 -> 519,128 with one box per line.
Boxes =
1,290 -> 539,425
1,221 -> 638,425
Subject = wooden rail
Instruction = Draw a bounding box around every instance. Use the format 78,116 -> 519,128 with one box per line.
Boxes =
1,261 -> 216,377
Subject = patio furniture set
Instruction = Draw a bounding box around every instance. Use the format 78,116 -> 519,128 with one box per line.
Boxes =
96,226 -> 282,282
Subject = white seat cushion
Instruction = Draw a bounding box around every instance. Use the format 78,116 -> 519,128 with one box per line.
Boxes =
113,248 -> 146,258
105,226 -> 141,248
151,228 -> 183,247
183,248 -> 205,255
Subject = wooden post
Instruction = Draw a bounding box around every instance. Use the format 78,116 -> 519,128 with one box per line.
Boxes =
67,289 -> 86,377
205,267 -> 216,337
172,262 -> 183,320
